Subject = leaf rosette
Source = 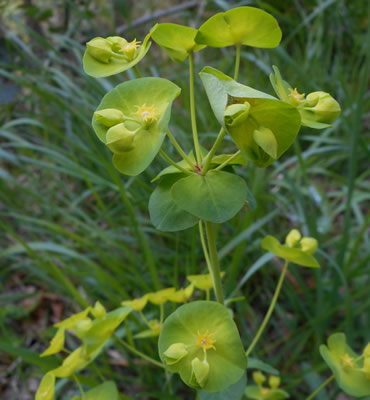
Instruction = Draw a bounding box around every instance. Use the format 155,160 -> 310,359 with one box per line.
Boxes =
199,67 -> 301,167
158,301 -> 247,392
320,333 -> 370,397
92,77 -> 181,176
83,26 -> 156,78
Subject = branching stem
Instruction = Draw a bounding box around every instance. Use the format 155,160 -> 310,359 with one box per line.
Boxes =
166,130 -> 194,168
305,375 -> 334,400
189,53 -> 202,164
201,128 -> 227,175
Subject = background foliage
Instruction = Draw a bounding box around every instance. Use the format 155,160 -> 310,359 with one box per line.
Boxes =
0,0 -> 369,399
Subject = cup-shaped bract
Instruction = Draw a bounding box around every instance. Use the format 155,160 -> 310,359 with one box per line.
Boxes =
83,26 -> 156,78
158,301 -> 247,392
261,230 -> 319,268
92,77 -> 181,176
270,65 -> 341,129
152,23 -> 206,62
195,7 -> 281,49
320,333 -> 370,397
199,67 -> 301,168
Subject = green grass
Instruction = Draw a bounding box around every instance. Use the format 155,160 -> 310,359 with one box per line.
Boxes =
0,0 -> 369,399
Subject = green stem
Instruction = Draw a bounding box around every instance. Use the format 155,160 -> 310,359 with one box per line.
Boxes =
133,65 -> 142,78
158,149 -> 192,175
189,52 -> 202,164
91,362 -> 105,382
199,221 -> 212,271
73,374 -> 84,396
215,150 -> 241,171
166,129 -> 194,169
204,221 -> 224,304
234,44 -> 241,80
305,375 -> 334,400
245,260 -> 289,357
114,335 -> 165,369
201,128 -> 227,175
139,311 -> 151,328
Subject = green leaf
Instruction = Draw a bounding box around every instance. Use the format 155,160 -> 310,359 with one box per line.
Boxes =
83,381 -> 119,400
149,174 -> 199,232
198,373 -> 247,400
35,373 -> 55,400
247,358 -> 279,375
152,23 -> 206,62
40,328 -> 65,357
83,26 -> 155,78
199,66 -> 274,127
171,170 -> 247,223
261,236 -> 319,268
196,7 -> 281,49
158,301 -> 247,392
51,347 -> 82,378
54,308 -> 90,330
92,78 -> 181,176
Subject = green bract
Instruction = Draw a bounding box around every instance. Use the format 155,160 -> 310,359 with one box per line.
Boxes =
158,301 -> 247,392
244,385 -> 289,400
200,67 -> 301,167
171,170 -> 247,223
270,65 -> 341,129
195,7 -> 281,49
83,26 -> 156,78
320,333 -> 370,397
152,23 -> 206,62
35,373 -> 55,400
261,229 -> 319,268
92,77 -> 181,176
149,174 -> 199,232
72,381 -> 119,400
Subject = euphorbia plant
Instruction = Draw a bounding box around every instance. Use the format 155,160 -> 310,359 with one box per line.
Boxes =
33,6 -> 360,400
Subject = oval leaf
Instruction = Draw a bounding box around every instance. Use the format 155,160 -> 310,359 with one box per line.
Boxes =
149,174 -> 199,232
171,170 -> 247,223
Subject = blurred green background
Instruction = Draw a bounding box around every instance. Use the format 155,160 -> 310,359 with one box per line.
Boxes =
0,0 -> 369,399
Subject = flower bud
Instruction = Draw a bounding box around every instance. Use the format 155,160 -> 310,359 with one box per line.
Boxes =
74,318 -> 93,339
305,91 -> 341,123
224,102 -> 251,127
106,36 -> 128,53
285,229 -> 301,247
164,343 -> 188,365
190,358 -> 209,388
269,375 -> 281,389
300,237 -> 318,255
106,123 -> 137,153
91,301 -> 106,319
253,371 -> 266,385
94,109 -> 124,127
86,38 -> 113,63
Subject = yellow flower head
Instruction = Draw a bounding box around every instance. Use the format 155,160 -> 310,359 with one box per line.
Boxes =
118,38 -> 141,59
133,104 -> 158,126
341,353 -> 355,368
288,88 -> 305,106
196,330 -> 216,352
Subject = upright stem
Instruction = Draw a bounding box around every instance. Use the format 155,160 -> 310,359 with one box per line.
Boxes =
201,128 -> 227,175
189,52 -> 202,164
305,375 -> 334,400
245,260 -> 289,357
234,44 -> 241,80
166,130 -> 194,169
204,221 -> 224,304
199,221 -> 212,271
159,149 -> 192,175
215,150 -> 241,171
133,65 -> 142,78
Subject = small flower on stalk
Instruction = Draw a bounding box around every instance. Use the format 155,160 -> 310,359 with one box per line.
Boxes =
261,229 -> 319,268
320,333 -> 370,397
245,371 -> 289,399
158,301 -> 247,392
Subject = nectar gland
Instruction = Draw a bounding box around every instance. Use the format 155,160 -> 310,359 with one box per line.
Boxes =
341,353 -> 355,368
133,104 -> 158,126
196,331 -> 216,352
288,88 -> 305,106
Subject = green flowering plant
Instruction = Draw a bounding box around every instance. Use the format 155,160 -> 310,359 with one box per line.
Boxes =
33,5 -> 353,400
